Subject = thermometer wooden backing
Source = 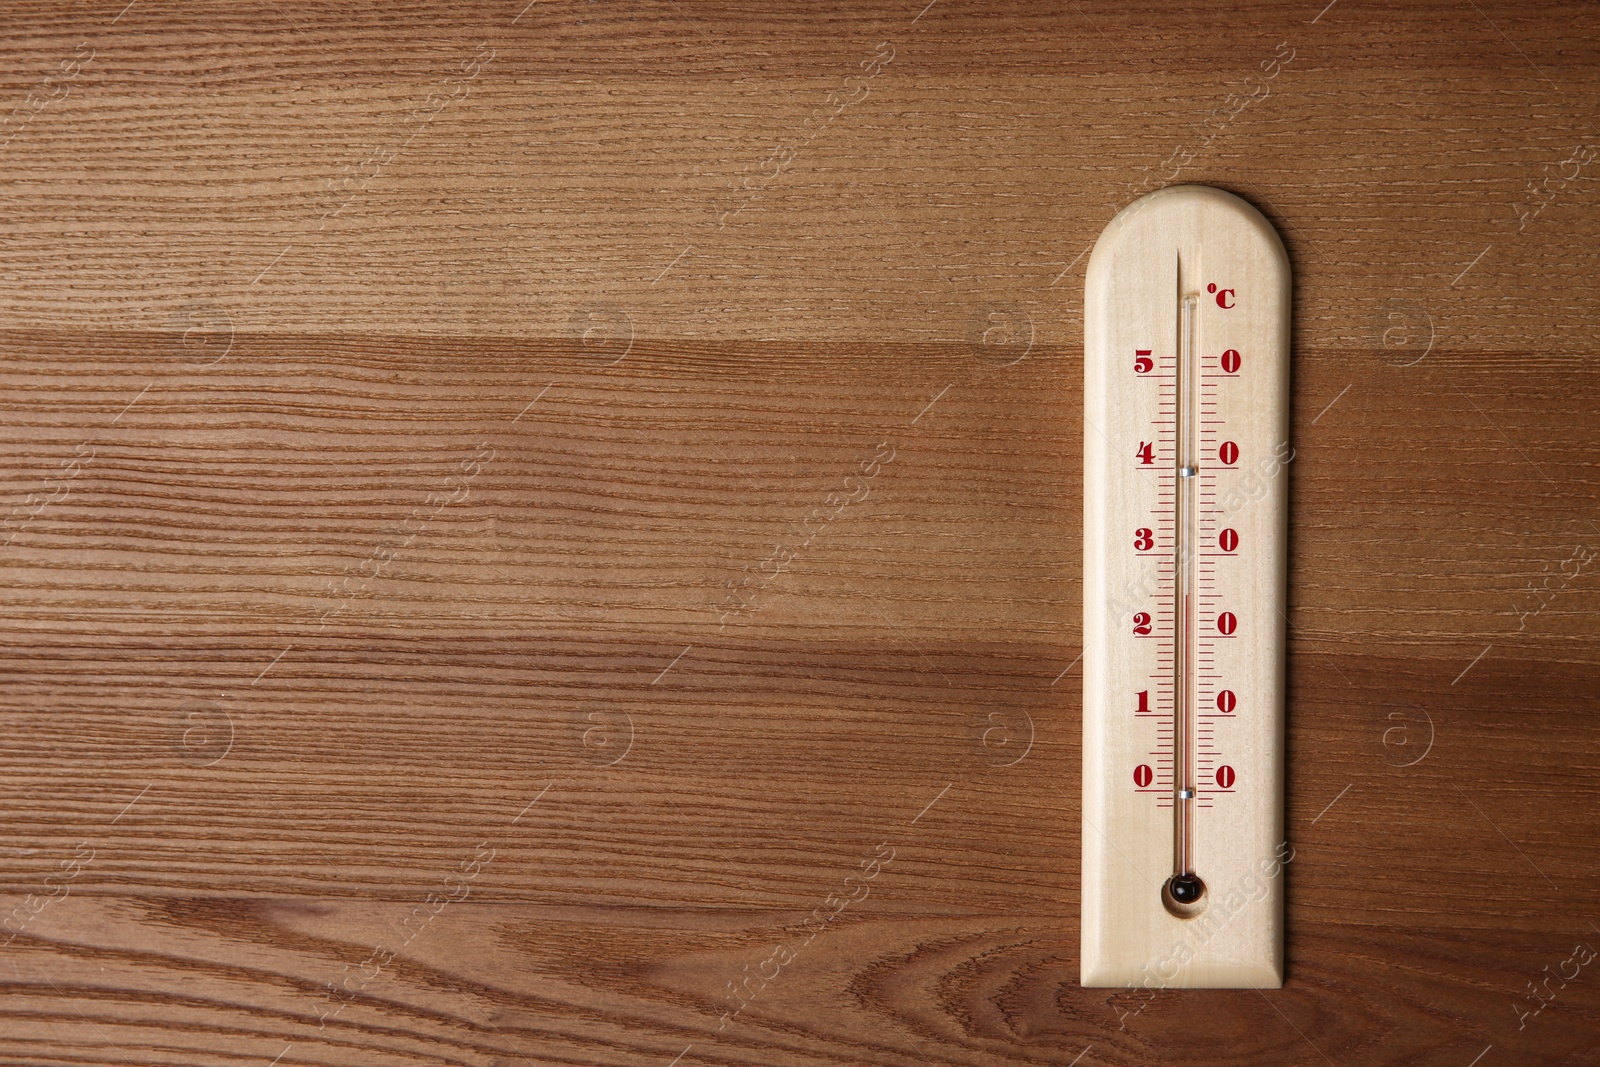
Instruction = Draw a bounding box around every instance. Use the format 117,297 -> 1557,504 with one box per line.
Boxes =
1082,185 -> 1289,988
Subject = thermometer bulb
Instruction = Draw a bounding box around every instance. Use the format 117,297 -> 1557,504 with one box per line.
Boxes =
1167,872 -> 1204,905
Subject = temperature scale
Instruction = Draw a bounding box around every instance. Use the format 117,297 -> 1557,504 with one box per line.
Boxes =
1081,185 -> 1289,988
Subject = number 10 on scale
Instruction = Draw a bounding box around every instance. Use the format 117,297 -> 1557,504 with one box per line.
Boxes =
1082,186 -> 1290,988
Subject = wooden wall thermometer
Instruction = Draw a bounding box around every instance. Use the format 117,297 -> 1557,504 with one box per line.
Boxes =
1082,185 -> 1290,989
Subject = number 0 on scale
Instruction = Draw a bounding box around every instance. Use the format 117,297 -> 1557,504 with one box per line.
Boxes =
1082,186 -> 1289,988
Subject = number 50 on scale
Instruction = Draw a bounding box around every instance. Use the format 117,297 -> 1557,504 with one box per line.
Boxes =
1082,185 -> 1290,988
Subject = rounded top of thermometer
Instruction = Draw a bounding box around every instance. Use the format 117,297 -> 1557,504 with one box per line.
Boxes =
1086,185 -> 1290,303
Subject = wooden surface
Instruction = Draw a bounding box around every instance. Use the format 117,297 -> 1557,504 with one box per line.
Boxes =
1,0 -> 1598,1063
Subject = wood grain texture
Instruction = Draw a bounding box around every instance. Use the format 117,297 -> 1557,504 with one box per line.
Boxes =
1,0 -> 1598,1063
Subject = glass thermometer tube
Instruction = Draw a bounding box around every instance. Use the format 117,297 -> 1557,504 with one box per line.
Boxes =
1169,288 -> 1203,906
